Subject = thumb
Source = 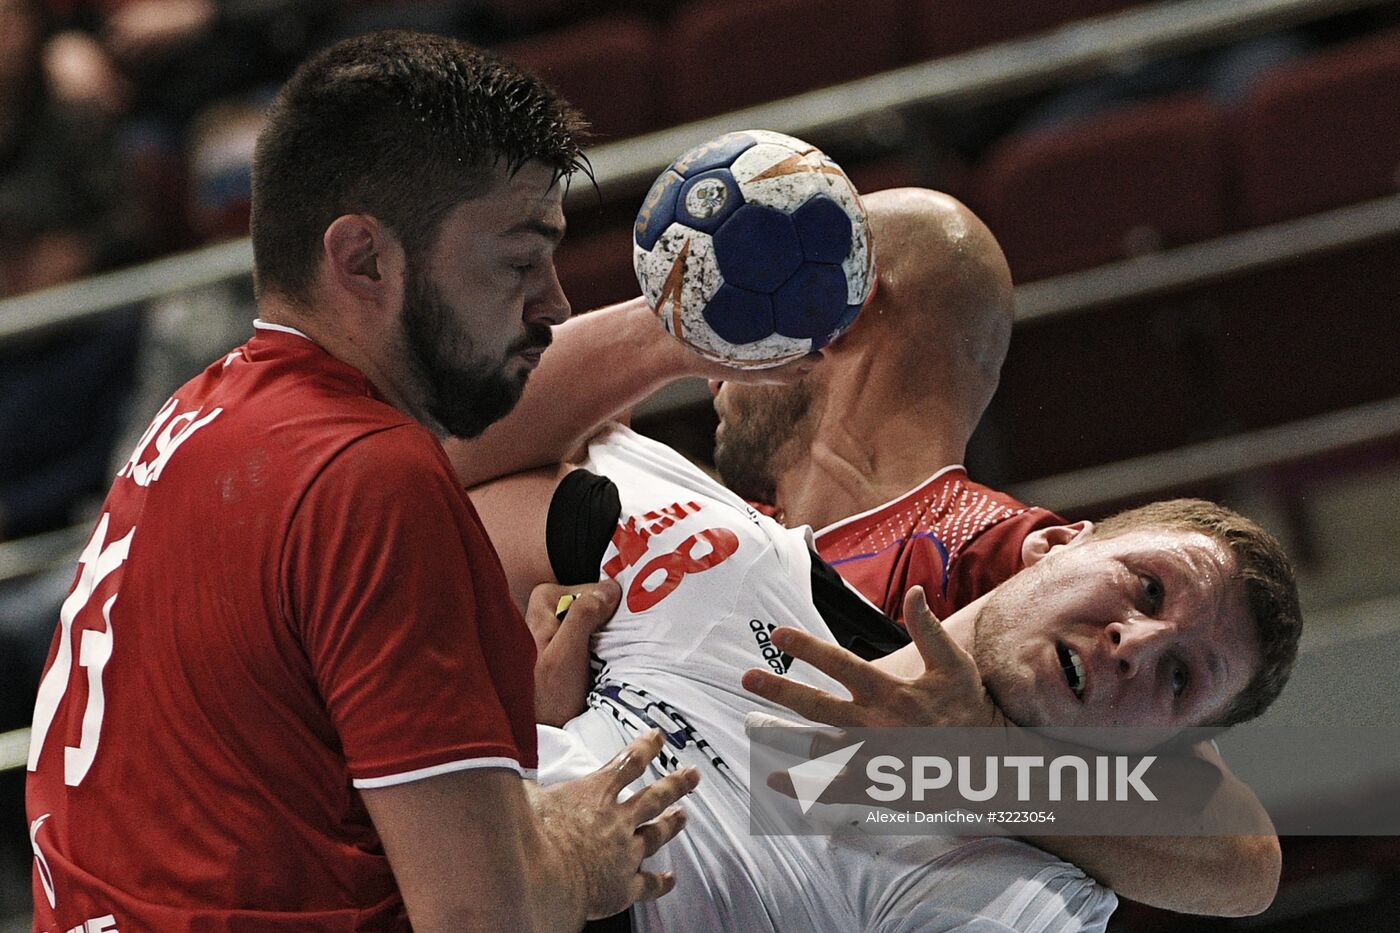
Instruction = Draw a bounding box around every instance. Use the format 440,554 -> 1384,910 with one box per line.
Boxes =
563,579 -> 621,635
901,586 -> 963,673
546,580 -> 621,669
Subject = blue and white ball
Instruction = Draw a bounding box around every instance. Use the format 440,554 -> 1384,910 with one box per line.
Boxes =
633,130 -> 874,369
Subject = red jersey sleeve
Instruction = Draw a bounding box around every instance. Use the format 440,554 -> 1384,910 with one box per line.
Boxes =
894,534 -> 955,622
945,507 -> 1063,612
281,426 -> 538,786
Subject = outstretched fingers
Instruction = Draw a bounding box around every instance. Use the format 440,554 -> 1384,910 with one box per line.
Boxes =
766,626 -> 886,696
634,807 -> 688,859
630,869 -> 677,903
741,667 -> 862,728
627,765 -> 700,827
601,729 -> 666,798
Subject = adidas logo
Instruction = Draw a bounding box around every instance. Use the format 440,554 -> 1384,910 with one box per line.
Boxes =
750,619 -> 793,675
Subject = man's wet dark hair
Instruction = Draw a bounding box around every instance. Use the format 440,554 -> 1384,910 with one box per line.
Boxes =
1095,498 -> 1303,727
250,30 -> 588,302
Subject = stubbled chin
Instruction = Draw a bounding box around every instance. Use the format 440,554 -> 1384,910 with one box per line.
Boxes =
988,666 -> 1057,730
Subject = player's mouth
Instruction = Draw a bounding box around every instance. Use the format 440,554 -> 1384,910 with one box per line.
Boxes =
510,325 -> 552,369
1057,643 -> 1086,701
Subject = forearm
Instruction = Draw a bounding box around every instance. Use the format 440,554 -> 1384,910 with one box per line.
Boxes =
1027,831 -> 1280,917
407,822 -> 586,933
1018,740 -> 1279,916
449,297 -> 699,487
520,785 -> 593,931
364,769 -> 589,933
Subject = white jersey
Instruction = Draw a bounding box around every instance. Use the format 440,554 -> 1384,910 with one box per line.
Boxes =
537,425 -> 1116,932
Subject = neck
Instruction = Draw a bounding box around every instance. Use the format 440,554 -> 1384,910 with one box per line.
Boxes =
771,362 -> 970,530
772,430 -> 963,531
259,295 -> 436,433
941,591 -> 987,650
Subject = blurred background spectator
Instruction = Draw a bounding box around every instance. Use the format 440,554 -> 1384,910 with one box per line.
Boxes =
0,0 -> 153,543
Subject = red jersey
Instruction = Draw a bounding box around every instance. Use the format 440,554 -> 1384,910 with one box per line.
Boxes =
26,323 -> 537,932
813,465 -> 1062,623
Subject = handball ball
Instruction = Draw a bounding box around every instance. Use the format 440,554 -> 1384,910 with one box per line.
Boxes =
633,130 -> 874,369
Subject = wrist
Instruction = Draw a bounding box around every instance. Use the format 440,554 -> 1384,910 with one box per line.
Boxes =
623,297 -> 714,387
525,784 -> 591,929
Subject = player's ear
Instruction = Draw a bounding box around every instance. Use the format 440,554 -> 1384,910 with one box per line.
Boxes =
1021,520 -> 1094,567
323,213 -> 405,305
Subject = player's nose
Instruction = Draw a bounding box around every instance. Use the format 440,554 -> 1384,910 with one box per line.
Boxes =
1104,619 -> 1172,679
527,262 -> 571,327
708,380 -> 723,398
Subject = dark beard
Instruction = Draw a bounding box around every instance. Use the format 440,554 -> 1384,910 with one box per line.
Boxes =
712,381 -> 812,505
401,269 -> 551,439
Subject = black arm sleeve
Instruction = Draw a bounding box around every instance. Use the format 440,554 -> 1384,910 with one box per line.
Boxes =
809,552 -> 912,660
553,469 -> 632,933
545,468 -> 622,586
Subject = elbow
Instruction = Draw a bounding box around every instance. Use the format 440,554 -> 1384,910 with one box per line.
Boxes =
1219,834 -> 1281,917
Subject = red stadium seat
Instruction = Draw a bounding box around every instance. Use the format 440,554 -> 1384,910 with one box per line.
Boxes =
662,0 -> 904,125
1228,27 -> 1400,227
554,223 -> 638,314
988,236 -> 1400,482
907,0 -> 1142,60
1208,234 -> 1400,431
498,15 -> 663,142
970,95 -> 1228,282
987,289 -> 1232,480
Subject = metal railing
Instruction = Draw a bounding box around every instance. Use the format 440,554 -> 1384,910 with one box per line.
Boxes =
0,523 -> 89,582
1016,194 -> 1400,322
0,239 -> 253,343
1008,395 -> 1400,513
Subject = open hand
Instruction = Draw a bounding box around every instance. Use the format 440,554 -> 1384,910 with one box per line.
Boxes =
534,729 -> 700,918
741,586 -> 1007,729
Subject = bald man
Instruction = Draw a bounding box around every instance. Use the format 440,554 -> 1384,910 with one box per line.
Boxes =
710,189 -> 1061,622
447,188 -> 1280,917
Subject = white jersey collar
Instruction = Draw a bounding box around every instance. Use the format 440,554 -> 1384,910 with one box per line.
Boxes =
253,319 -> 314,342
